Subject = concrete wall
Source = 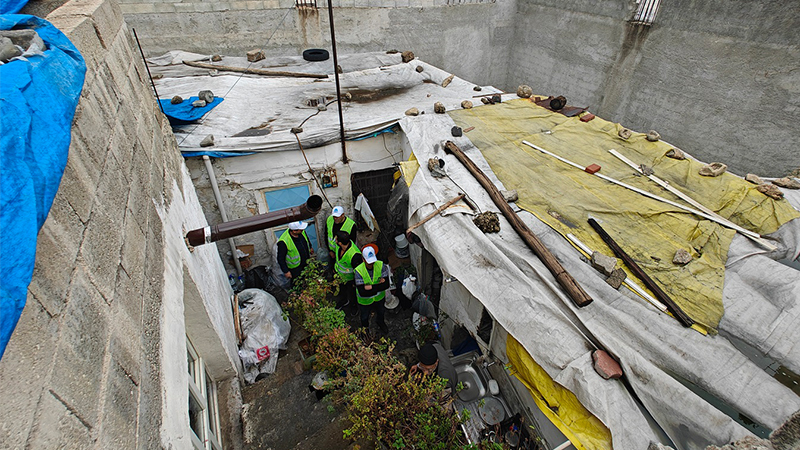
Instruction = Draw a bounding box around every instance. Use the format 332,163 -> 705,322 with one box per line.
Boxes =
185,133 -> 404,274
119,0 -> 516,89
0,0 -> 241,448
509,0 -> 800,177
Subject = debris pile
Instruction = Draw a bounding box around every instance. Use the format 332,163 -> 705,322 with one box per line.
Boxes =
473,212 -> 500,233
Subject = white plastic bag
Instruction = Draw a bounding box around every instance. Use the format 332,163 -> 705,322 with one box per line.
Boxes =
237,288 -> 291,383
401,274 -> 417,299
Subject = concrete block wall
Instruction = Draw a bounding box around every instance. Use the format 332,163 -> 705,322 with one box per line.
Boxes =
508,0 -> 800,177
0,0 -> 241,448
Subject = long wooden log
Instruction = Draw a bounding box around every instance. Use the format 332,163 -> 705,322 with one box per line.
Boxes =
588,218 -> 694,327
444,141 -> 593,307
183,60 -> 328,79
406,193 -> 466,236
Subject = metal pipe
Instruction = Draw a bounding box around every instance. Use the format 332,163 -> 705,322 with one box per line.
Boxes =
186,195 -> 324,247
326,0 -> 348,163
202,156 -> 243,275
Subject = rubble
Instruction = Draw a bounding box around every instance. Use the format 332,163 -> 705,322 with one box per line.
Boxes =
516,85 -> 533,98
699,162 -> 727,177
618,128 -> 632,140
473,212 -> 500,233
757,183 -> 784,199
592,350 -> 623,379
673,249 -> 693,265
192,99 -> 207,107
212,54 -> 222,62
746,173 -> 764,184
198,90 -> 214,103
442,74 -> 454,88
170,95 -> 183,104
666,148 -> 686,160
200,134 -> 215,147
772,177 -> 800,189
247,49 -> 265,62
401,51 -> 415,63
646,130 -> 661,141
416,65 -> 424,73
461,100 -> 473,109
606,268 -> 626,289
405,107 -> 420,116
434,102 -> 446,114
591,251 -> 617,276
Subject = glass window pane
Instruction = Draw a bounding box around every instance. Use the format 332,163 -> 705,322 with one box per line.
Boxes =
188,390 -> 204,442
205,371 -> 220,439
264,185 -> 310,211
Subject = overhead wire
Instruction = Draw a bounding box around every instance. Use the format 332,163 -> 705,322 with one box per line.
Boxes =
294,132 -> 334,209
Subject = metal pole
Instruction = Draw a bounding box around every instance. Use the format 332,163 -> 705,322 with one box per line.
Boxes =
132,28 -> 164,115
326,0 -> 348,163
203,156 -> 243,276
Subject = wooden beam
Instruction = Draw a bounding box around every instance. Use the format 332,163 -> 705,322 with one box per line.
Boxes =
406,193 -> 466,236
588,218 -> 694,327
444,141 -> 593,307
183,60 -> 328,79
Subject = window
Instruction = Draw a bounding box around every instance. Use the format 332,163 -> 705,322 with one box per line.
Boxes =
263,184 -> 319,251
187,338 -> 223,450
295,0 -> 317,8
631,0 -> 661,25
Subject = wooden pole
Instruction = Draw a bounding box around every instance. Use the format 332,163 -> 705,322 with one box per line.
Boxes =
232,294 -> 243,345
183,60 -> 327,79
406,193 -> 466,236
588,218 -> 694,327
444,141 -> 593,307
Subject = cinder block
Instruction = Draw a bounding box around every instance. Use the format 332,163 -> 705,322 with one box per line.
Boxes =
97,356 -> 139,449
152,2 -> 176,12
28,196 -> 85,315
95,151 -> 129,227
119,2 -> 156,14
0,295 -> 60,449
25,390 -> 93,449
73,95 -> 113,168
46,15 -> 104,69
49,266 -> 110,427
79,208 -> 124,302
49,0 -> 125,49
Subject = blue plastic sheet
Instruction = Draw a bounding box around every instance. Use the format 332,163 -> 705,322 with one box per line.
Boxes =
158,96 -> 223,125
0,15 -> 86,359
0,0 -> 28,14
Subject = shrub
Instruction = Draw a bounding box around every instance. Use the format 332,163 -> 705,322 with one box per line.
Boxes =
285,259 -> 340,323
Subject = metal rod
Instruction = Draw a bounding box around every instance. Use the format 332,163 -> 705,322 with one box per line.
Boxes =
326,0 -> 348,163
588,218 -> 694,327
607,149 -> 775,251
203,156 -> 243,275
132,28 -> 164,115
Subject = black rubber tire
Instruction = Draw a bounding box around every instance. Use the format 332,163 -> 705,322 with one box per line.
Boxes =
302,48 -> 330,62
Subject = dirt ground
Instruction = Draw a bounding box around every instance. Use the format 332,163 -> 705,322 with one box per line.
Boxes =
240,301 -> 419,450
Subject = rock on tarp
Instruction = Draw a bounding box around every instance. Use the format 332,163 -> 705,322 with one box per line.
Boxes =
0,15 -> 86,359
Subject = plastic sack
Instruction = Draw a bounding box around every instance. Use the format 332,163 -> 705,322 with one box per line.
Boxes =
401,274 -> 417,299
237,288 -> 291,383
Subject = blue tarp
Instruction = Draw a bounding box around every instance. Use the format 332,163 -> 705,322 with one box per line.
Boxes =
0,15 -> 86,359
0,0 -> 28,14
158,96 -> 223,125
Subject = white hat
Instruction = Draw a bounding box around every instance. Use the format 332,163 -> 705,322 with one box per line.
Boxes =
288,221 -> 308,231
363,246 -> 377,264
332,206 -> 344,217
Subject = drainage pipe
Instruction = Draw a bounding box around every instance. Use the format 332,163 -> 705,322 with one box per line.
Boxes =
202,155 -> 242,275
186,195 -> 324,248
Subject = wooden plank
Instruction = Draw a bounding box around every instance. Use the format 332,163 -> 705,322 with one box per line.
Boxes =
588,218 -> 694,327
183,60 -> 328,79
444,141 -> 593,307
406,193 -> 466,236
232,293 -> 243,346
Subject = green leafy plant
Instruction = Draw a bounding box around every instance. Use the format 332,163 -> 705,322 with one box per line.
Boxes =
285,259 -> 340,324
314,326 -> 360,376
304,306 -> 347,341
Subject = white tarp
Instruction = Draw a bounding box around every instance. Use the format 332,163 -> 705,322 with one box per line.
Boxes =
148,51 -> 500,153
399,112 -> 800,449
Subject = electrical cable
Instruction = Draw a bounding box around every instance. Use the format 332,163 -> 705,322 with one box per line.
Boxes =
445,173 -> 481,214
176,6 -> 295,147
294,133 -> 333,208
381,132 -> 398,164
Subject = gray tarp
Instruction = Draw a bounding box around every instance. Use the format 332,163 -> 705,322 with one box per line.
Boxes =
400,112 -> 800,450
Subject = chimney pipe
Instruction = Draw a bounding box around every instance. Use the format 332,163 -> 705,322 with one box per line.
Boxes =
186,195 -> 324,247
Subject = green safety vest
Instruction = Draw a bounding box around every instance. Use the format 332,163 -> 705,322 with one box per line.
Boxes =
355,260 -> 385,305
334,242 -> 361,282
326,215 -> 356,250
278,229 -> 310,269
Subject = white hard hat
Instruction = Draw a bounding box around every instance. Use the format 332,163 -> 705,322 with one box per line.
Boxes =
332,206 -> 344,217
288,221 -> 308,231
363,246 -> 377,264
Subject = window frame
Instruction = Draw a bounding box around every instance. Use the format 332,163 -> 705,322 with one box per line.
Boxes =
258,182 -> 320,252
187,338 -> 223,450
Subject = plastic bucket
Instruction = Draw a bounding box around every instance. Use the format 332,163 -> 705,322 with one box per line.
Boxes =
394,234 -> 410,258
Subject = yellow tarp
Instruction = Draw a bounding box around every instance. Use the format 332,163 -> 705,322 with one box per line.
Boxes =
506,335 -> 612,450
450,99 -> 799,331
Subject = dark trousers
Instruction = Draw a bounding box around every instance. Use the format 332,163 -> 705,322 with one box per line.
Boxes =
358,298 -> 386,329
336,280 -> 356,308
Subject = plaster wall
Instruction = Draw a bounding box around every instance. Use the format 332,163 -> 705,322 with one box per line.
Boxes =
185,132 -> 403,274
0,0 -> 241,447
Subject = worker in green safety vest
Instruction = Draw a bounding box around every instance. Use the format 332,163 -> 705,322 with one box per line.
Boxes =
275,221 -> 314,286
354,246 -> 389,334
326,206 -> 357,263
333,230 -> 362,310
